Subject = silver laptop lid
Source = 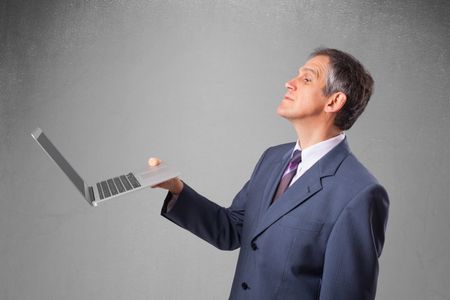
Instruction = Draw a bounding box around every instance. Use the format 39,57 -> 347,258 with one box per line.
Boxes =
31,128 -> 89,201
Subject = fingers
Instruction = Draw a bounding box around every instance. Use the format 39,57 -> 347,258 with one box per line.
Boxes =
147,157 -> 183,194
148,157 -> 161,167
151,177 -> 184,194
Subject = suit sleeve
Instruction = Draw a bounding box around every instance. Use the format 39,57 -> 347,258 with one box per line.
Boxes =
319,184 -> 389,300
160,149 -> 268,251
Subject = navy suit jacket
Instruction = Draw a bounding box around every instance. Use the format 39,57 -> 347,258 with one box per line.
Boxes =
161,138 -> 389,300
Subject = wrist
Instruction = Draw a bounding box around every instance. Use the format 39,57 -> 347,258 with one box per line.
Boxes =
171,179 -> 184,195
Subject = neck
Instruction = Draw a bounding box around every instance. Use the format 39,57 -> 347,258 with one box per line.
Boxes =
292,121 -> 342,149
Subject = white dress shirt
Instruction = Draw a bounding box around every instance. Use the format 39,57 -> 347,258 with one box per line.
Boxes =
289,132 -> 346,186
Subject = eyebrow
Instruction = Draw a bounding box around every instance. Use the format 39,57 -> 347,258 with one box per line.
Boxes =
299,67 -> 319,78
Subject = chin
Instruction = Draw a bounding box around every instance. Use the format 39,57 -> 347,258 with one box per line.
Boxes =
276,105 -> 284,116
276,108 -> 290,120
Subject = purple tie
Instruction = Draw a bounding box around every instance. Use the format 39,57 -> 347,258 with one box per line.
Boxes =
272,150 -> 302,203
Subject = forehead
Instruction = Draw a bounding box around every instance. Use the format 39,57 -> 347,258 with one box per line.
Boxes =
299,55 -> 330,78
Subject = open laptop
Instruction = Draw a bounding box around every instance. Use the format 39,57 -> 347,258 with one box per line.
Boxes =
31,127 -> 180,207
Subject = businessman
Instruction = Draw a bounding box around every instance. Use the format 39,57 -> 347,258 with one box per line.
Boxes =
150,48 -> 389,300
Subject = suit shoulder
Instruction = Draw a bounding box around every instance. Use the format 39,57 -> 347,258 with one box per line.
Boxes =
339,152 -> 383,188
333,154 -> 389,215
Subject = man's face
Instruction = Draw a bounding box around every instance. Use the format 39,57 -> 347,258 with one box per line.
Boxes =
277,55 -> 330,123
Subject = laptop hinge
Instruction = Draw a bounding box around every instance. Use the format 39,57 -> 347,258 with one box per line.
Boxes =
87,186 -> 98,207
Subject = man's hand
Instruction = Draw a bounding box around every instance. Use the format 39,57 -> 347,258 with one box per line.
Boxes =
148,157 -> 184,195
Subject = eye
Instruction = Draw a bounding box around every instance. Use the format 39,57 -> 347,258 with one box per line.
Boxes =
303,77 -> 312,83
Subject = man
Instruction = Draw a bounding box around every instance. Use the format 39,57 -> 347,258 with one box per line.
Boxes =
150,48 -> 389,300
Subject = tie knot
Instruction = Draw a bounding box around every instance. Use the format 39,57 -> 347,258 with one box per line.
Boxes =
284,150 -> 302,175
290,150 -> 302,166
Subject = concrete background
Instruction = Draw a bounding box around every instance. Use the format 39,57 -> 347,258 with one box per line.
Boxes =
1,0 -> 449,299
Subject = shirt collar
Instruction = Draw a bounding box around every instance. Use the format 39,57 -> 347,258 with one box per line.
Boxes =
293,132 -> 346,163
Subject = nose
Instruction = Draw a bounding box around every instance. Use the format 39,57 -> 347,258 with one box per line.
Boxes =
285,78 -> 296,91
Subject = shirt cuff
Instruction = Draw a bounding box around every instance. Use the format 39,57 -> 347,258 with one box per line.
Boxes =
166,193 -> 179,212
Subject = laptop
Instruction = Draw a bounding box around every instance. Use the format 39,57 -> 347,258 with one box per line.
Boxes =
31,127 -> 180,207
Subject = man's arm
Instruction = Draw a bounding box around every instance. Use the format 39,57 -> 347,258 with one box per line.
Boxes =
161,181 -> 248,250
149,149 -> 268,251
150,157 -> 244,250
319,184 -> 389,300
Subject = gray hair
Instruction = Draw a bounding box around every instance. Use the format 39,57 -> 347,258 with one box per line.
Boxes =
310,48 -> 374,130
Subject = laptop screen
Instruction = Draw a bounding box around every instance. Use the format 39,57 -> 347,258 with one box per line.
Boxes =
33,129 -> 86,197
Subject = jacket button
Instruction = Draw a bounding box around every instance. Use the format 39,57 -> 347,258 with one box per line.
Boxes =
241,282 -> 249,290
251,242 -> 258,250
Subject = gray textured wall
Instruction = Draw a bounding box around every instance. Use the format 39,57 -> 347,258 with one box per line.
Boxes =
1,0 -> 449,299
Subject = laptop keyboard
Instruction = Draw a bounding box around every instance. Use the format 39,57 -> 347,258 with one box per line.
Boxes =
96,172 -> 141,200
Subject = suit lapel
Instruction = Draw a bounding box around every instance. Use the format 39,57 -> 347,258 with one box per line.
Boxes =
251,137 -> 351,241
260,149 -> 292,213
252,164 -> 323,240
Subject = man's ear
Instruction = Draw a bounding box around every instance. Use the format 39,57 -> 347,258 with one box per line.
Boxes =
324,92 -> 347,113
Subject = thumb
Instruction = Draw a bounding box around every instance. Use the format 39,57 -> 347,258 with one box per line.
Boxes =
148,157 -> 161,167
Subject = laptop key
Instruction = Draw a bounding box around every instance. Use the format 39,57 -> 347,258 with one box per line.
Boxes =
120,175 -> 133,191
97,182 -> 104,199
113,177 -> 125,193
126,173 -> 141,188
107,179 -> 118,195
101,181 -> 111,198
